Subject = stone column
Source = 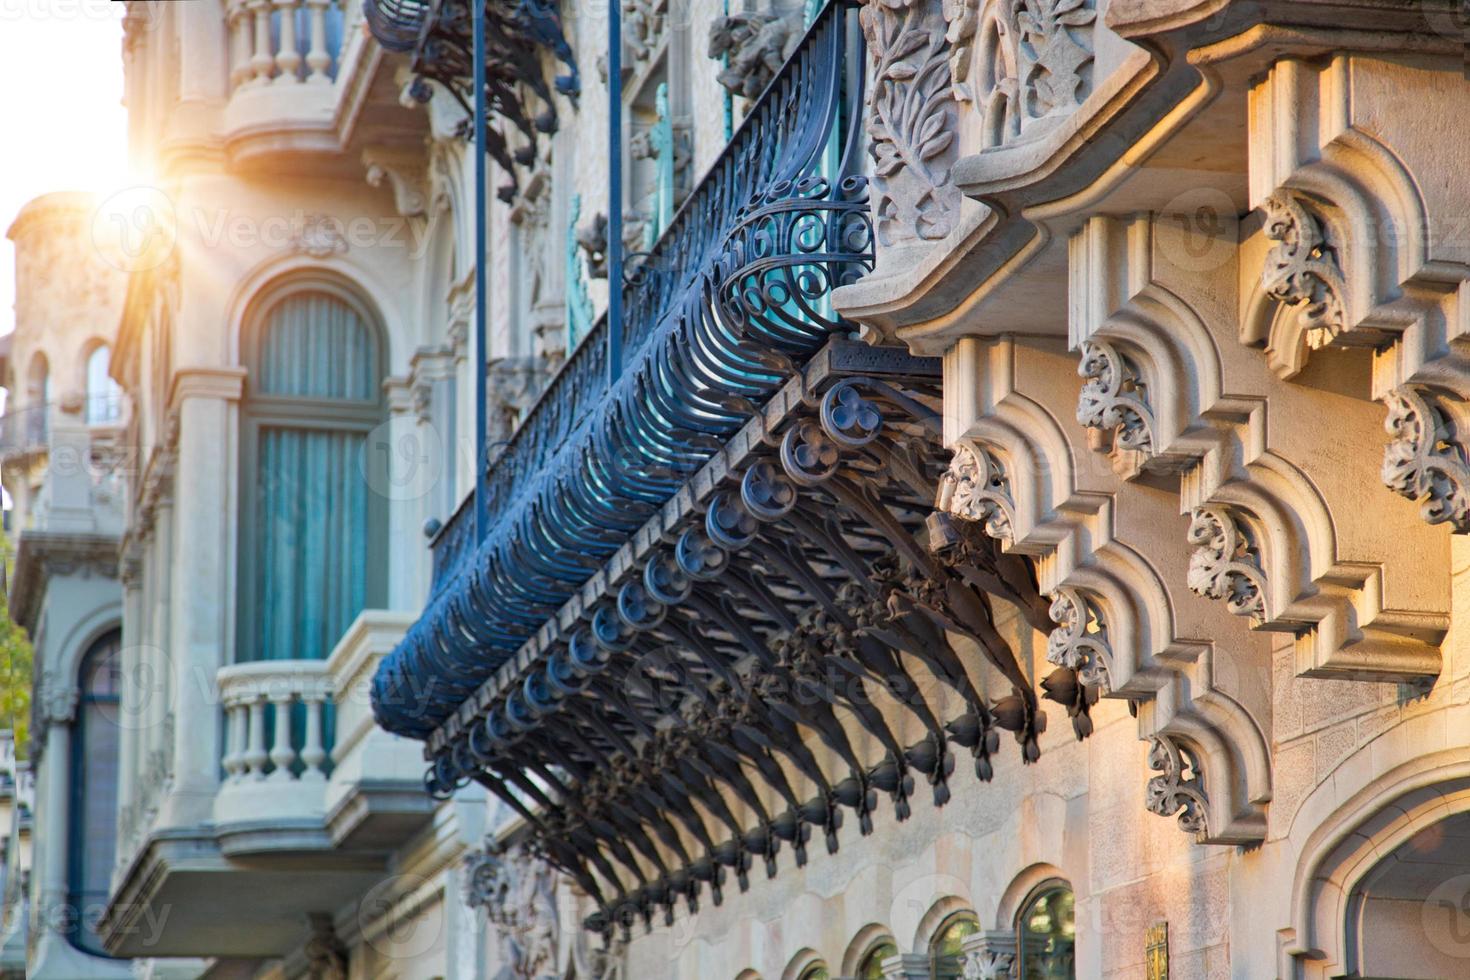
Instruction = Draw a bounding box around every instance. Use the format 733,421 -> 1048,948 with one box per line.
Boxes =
156,368 -> 245,829
114,550 -> 144,857
30,720 -> 71,964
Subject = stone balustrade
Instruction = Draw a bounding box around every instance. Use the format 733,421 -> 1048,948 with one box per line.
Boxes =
227,0 -> 343,91
218,660 -> 334,785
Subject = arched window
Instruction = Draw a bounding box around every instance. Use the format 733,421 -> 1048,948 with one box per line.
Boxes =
857,941 -> 897,979
1016,882 -> 1076,979
68,630 -> 122,956
84,343 -> 123,424
929,911 -> 980,979
797,965 -> 829,980
239,285 -> 386,662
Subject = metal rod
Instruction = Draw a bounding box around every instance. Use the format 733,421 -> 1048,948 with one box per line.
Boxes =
606,0 -> 624,384
473,0 -> 489,543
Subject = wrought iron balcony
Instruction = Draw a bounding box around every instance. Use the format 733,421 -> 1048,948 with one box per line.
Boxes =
372,0 -> 873,739
370,1 -> 1097,933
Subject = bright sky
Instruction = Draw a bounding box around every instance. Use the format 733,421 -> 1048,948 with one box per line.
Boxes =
0,0 -> 129,338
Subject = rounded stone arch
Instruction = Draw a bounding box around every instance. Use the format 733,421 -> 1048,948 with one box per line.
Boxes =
779,948 -> 826,980
225,251 -> 403,379
993,862 -> 1070,931
910,894 -> 979,958
1283,747 -> 1470,979
839,923 -> 897,977
51,600 -> 125,711
733,970 -> 763,980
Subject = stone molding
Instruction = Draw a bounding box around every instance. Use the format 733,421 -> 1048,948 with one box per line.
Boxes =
8,530 -> 120,634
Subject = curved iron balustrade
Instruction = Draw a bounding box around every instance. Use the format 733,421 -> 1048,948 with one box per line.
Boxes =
372,2 -> 873,738
361,0 -> 430,52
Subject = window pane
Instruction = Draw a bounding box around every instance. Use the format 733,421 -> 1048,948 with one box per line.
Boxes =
257,291 -> 377,400
859,941 -> 898,980
85,344 -> 122,424
254,427 -> 369,661
930,913 -> 979,979
1019,886 -> 1076,979
69,632 -> 122,957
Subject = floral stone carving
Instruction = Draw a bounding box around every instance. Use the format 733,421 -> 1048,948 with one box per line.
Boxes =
863,0 -> 961,245
1045,587 -> 1111,690
1262,191 -> 1347,350
1145,735 -> 1208,837
944,0 -> 1097,147
1382,384 -> 1470,533
935,441 -> 1016,543
1186,505 -> 1270,620
1076,339 -> 1154,454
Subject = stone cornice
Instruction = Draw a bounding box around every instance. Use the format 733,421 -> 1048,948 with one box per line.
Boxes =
168,366 -> 248,411
9,530 -> 121,633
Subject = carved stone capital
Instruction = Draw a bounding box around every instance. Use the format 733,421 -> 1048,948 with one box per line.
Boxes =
1381,384 -> 1470,533
1045,587 -> 1111,691
1144,735 -> 1208,838
1261,191 -> 1346,350
1186,505 -> 1269,620
935,441 -> 1015,544
961,929 -> 1018,979
862,0 -> 962,248
1076,339 -> 1154,454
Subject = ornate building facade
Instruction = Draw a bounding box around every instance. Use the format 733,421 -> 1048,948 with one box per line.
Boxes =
3,0 -> 1468,978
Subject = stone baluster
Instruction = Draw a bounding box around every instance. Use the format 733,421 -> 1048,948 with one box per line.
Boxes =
245,694 -> 270,778
274,0 -> 303,82
223,702 -> 248,781
249,0 -> 274,84
305,0 -> 333,82
228,0 -> 254,91
300,692 -> 328,780
268,688 -> 298,779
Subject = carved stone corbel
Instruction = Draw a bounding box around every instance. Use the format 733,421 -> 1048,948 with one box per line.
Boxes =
1381,384 -> 1470,533
1045,587 -> 1111,691
1261,191 -> 1347,352
935,442 -> 1016,545
1186,506 -> 1270,620
1144,735 -> 1208,838
1076,339 -> 1154,455
362,147 -> 429,219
